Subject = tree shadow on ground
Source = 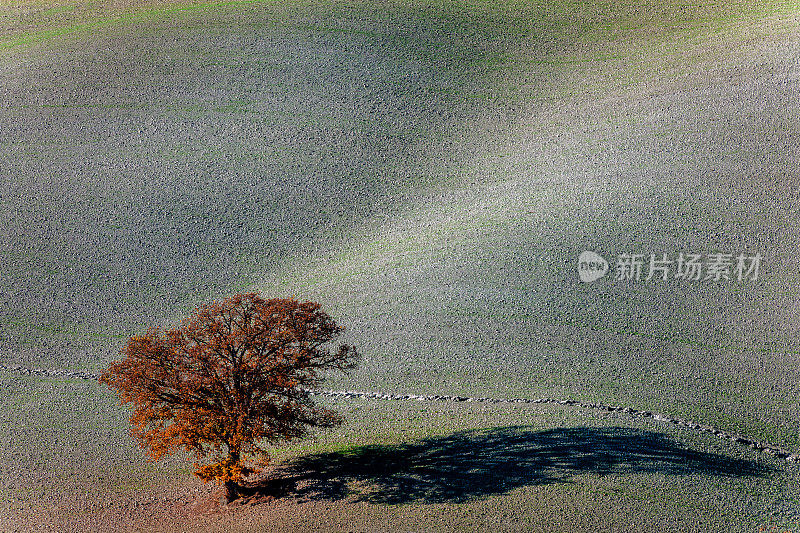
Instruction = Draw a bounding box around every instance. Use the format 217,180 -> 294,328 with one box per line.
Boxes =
245,426 -> 770,505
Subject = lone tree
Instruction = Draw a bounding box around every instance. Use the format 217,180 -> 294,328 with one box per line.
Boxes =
100,292 -> 358,503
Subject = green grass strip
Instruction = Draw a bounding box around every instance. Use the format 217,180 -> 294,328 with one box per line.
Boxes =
0,0 -> 276,51
0,318 -> 128,340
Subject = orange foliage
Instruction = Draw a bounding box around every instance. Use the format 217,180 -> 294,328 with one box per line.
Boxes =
100,293 -> 358,495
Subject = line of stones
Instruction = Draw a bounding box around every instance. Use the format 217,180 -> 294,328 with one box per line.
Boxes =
2,363 -> 797,464
313,389 -> 800,463
0,363 -> 100,381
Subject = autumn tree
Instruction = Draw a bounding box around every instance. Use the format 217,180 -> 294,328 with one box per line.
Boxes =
100,292 -> 358,503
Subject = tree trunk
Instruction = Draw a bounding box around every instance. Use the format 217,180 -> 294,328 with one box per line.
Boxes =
221,450 -> 242,504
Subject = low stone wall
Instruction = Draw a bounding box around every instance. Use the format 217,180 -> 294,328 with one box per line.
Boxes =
2,362 -> 797,463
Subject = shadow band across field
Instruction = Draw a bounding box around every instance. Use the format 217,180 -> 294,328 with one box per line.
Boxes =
249,426 -> 769,504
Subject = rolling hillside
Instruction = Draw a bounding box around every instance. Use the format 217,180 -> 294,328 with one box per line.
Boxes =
2,0 -> 800,530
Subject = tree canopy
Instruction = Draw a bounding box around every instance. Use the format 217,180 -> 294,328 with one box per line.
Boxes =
100,292 -> 358,502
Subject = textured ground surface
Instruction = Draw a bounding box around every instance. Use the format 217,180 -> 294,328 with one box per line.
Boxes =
2,0 -> 800,530
2,390 -> 800,532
